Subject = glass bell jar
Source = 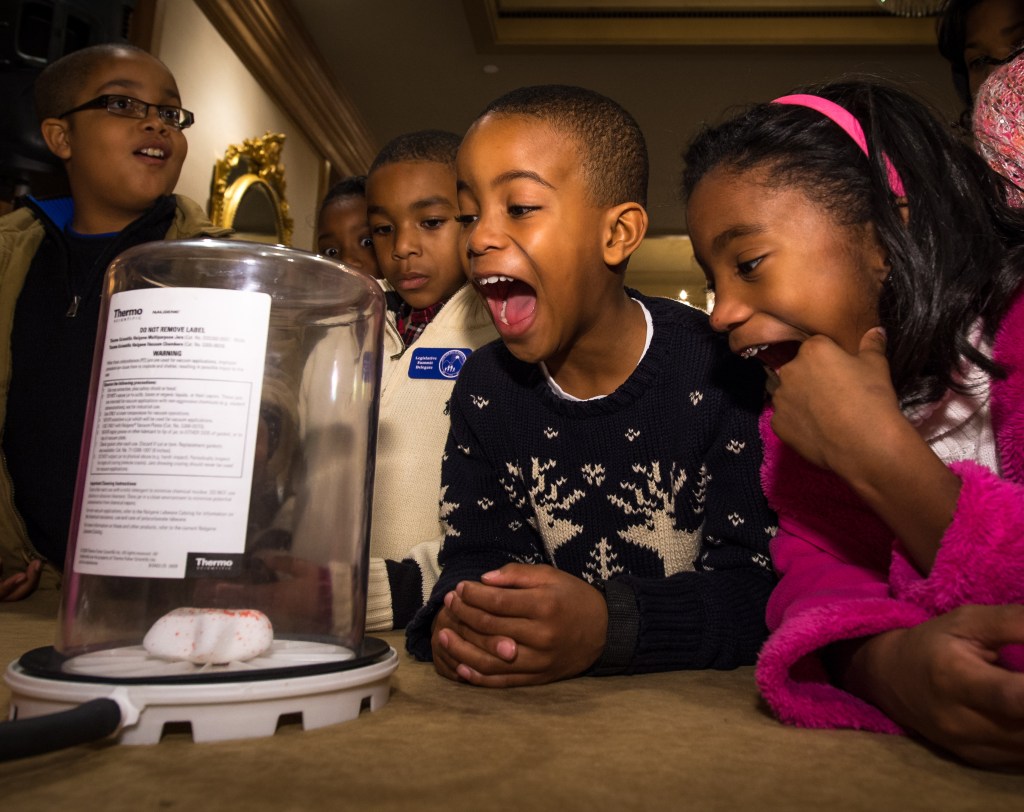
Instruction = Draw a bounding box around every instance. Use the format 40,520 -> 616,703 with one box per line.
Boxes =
53,239 -> 385,678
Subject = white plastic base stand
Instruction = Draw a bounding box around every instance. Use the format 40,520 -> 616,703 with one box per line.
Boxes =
5,643 -> 398,745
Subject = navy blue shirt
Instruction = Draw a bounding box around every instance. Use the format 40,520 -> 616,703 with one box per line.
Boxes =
3,196 -> 175,567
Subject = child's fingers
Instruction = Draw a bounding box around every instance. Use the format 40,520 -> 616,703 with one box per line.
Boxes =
950,604 -> 1024,647
456,580 -> 524,618
479,562 -> 547,587
434,601 -> 519,665
431,608 -> 474,679
888,606 -> 1024,768
0,573 -> 28,601
432,629 -> 465,680
441,625 -> 526,679
957,656 -> 1024,721
430,606 -> 462,675
454,663 -> 552,688
447,592 -> 524,659
458,576 -> 554,619
932,663 -> 1024,768
945,606 -> 1024,717
0,559 -> 42,602
859,326 -> 887,357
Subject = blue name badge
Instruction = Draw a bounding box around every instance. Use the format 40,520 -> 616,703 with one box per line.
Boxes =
408,347 -> 472,380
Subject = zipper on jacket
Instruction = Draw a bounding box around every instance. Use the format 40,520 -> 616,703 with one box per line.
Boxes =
384,317 -> 406,361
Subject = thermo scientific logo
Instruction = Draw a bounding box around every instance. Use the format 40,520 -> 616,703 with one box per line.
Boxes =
186,552 -> 244,578
113,307 -> 144,320
196,557 -> 233,569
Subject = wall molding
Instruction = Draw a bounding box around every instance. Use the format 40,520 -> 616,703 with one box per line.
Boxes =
194,0 -> 377,175
464,0 -> 937,48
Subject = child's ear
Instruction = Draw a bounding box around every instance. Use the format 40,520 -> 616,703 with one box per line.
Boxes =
602,202 -> 648,267
40,117 -> 72,160
865,222 -> 891,286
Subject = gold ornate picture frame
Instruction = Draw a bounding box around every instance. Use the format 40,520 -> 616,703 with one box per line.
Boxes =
210,132 -> 294,245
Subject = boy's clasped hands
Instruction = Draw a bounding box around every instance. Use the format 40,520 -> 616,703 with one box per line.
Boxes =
432,564 -> 607,686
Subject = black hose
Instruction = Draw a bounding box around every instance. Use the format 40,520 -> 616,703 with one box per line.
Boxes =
0,698 -> 122,761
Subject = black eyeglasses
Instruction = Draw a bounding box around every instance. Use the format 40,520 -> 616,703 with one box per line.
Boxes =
58,94 -> 195,130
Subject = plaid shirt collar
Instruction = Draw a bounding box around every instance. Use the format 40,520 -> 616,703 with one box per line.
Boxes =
392,296 -> 449,347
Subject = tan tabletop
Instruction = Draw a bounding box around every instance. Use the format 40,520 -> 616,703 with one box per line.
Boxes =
2,589 -> 1023,811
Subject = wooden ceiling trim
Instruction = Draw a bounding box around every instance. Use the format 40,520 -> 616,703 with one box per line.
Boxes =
497,1 -> 894,9
194,0 -> 377,174
465,0 -> 937,48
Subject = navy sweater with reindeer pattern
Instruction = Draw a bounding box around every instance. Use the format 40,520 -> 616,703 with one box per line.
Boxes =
405,292 -> 777,673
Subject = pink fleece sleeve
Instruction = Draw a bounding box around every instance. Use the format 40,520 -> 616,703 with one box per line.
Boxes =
891,289 -> 1024,619
891,461 -> 1024,611
757,519 -> 930,734
759,410 -> 895,630
756,414 -> 931,733
889,461 -> 1024,672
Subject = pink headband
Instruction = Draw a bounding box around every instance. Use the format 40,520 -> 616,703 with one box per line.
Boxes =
772,93 -> 907,198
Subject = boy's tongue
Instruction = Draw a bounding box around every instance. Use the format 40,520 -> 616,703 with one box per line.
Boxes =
484,279 -> 536,328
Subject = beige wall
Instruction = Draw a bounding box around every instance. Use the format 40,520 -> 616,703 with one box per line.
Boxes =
151,0 -> 322,250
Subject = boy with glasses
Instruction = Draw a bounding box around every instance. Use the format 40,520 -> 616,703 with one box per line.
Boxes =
0,43 -> 229,600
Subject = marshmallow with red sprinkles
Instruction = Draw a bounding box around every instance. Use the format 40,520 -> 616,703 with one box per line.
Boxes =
143,607 -> 274,664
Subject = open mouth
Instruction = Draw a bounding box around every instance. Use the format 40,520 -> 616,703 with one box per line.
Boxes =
739,340 -> 801,372
135,147 -> 167,160
476,275 -> 537,329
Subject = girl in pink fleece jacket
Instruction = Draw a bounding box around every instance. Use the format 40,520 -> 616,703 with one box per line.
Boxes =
682,78 -> 1024,770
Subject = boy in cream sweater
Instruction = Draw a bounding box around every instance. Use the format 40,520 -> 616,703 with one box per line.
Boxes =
363,130 -> 497,630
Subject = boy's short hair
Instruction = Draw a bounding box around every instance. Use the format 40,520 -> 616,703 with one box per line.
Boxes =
369,130 -> 461,174
34,42 -> 154,122
479,84 -> 648,208
322,175 -> 367,207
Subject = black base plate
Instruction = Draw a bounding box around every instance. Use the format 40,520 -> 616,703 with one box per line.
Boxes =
16,636 -> 392,685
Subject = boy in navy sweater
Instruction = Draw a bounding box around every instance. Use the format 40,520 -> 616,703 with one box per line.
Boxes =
406,85 -> 776,684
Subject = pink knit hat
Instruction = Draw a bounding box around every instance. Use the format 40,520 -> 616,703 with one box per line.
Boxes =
973,55 -> 1024,208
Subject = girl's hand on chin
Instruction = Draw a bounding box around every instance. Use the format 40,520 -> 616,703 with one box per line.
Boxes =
769,327 -> 901,475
